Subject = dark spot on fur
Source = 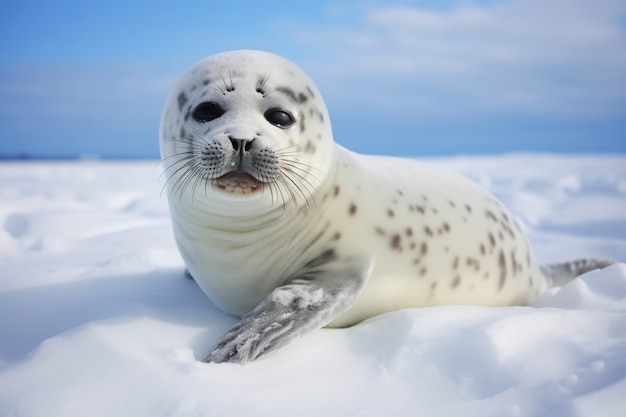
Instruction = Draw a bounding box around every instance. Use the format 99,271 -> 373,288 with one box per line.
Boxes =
300,111 -> 306,134
420,242 -> 428,256
466,258 -> 480,272
449,200 -> 456,208
374,227 -> 386,236
276,86 -> 296,101
387,209 -> 395,218
442,222 -> 450,233
334,185 -> 340,197
424,226 -> 433,237
451,275 -> 461,288
503,222 -> 515,239
332,232 -> 341,241
390,234 -> 401,251
276,86 -> 308,103
498,250 -> 507,290
349,203 -> 357,216
511,250 -> 519,275
465,204 -> 472,213
304,140 -> 315,154
485,210 -> 498,222
405,227 -> 413,237
397,190 -> 404,197
419,267 -> 427,276
177,92 -> 188,111
488,232 -> 496,249
452,256 -> 459,270
480,243 -> 486,256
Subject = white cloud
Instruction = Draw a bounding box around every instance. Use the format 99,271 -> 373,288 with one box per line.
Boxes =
293,0 -> 626,119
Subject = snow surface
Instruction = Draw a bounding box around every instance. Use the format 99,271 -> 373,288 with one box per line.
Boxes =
1,154 -> 625,417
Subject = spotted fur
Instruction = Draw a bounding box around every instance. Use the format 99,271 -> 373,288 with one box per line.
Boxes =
159,50 -> 614,364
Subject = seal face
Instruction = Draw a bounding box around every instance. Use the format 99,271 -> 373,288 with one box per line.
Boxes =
160,50 -> 613,364
160,51 -> 333,211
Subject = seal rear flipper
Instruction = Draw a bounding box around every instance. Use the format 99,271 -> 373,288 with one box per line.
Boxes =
203,255 -> 374,364
540,258 -> 615,288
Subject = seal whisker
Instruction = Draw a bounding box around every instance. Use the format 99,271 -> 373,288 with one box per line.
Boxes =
170,161 -> 202,205
274,167 -> 316,211
214,70 -> 228,96
159,154 -> 195,198
189,164 -> 210,203
278,159 -> 322,182
269,177 -> 292,211
261,87 -> 276,98
163,154 -> 211,205
256,71 -> 272,95
277,160 -> 322,199
215,69 -> 236,94
273,147 -> 325,176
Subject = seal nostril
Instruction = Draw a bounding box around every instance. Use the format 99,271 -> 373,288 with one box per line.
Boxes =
228,137 -> 240,152
229,137 -> 254,153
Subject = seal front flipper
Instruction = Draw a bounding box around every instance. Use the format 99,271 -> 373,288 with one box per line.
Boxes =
203,254 -> 374,364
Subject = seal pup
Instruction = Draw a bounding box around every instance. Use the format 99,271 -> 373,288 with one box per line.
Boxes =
159,50 -> 613,364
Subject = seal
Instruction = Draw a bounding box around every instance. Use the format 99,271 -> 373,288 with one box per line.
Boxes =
160,50 -> 613,364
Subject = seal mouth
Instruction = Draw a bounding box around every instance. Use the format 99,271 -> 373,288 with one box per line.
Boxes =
214,172 -> 263,194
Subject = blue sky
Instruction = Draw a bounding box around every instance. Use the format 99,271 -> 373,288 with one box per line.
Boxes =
1,0 -> 625,158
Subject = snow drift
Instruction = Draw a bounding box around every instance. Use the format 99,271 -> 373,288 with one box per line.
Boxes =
1,154 -> 625,417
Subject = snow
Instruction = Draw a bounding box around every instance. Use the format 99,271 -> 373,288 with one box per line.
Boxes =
1,154 -> 625,417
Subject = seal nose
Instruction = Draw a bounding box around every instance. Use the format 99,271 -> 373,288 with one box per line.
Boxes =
229,137 -> 255,154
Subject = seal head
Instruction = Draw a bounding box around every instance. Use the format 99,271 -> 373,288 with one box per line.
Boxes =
160,50 -> 334,212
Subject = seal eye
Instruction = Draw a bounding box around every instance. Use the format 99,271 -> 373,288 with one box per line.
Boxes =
264,108 -> 294,128
192,102 -> 225,123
